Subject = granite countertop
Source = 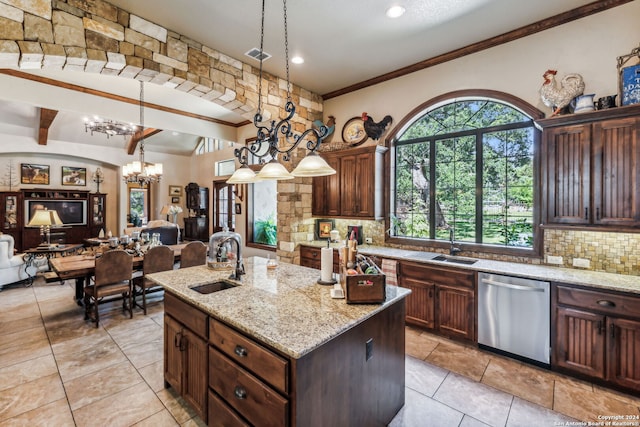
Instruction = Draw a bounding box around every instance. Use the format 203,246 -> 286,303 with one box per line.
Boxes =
301,242 -> 640,295
147,256 -> 410,359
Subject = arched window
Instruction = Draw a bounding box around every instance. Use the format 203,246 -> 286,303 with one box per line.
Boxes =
390,92 -> 541,255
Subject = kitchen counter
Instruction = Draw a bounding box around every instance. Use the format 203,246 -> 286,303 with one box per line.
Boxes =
147,256 -> 410,359
301,242 -> 640,295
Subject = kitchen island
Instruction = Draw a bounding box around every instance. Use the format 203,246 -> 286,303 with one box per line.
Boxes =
148,256 -> 410,426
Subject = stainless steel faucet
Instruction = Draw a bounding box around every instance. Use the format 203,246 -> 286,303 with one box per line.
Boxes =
449,228 -> 461,256
217,235 -> 245,280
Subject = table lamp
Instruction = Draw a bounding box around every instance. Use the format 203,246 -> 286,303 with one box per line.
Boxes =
160,204 -> 171,221
28,209 -> 63,247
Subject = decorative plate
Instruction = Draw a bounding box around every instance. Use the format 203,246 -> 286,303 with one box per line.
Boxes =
341,117 -> 368,146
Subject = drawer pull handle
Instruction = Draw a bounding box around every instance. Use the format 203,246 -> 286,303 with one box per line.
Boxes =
597,300 -> 615,307
234,345 -> 248,357
234,386 -> 247,400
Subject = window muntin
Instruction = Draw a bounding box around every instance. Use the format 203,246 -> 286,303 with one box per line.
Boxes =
393,99 -> 535,249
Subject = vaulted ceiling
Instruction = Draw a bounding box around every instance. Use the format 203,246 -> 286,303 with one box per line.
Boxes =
0,0 -> 619,156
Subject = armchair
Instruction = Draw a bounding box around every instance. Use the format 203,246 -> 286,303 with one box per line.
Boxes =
0,234 -> 36,290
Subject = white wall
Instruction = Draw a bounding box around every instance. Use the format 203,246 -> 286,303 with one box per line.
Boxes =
0,138 -> 191,235
323,3 -> 640,139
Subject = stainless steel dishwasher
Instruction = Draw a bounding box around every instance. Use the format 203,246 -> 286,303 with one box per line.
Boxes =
478,272 -> 550,366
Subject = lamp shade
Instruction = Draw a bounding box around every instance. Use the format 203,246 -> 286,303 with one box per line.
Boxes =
256,158 -> 294,180
160,205 -> 171,215
291,152 -> 337,177
227,164 -> 258,184
28,209 -> 63,226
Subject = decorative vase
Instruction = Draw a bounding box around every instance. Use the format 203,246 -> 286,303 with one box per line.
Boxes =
572,94 -> 595,114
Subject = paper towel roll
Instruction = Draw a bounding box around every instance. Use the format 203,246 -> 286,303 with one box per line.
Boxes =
321,247 -> 334,282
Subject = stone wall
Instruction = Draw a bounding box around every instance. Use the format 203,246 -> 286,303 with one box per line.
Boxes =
0,0 -> 324,262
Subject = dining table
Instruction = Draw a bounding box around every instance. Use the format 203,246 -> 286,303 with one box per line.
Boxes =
49,243 -> 188,305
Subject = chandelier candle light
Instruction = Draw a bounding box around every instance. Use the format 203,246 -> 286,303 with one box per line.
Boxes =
122,81 -> 163,186
226,0 -> 336,184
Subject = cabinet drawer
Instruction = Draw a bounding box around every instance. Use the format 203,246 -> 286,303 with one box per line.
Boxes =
300,246 -> 320,260
210,318 -> 289,394
209,348 -> 288,427
399,261 -> 474,289
208,390 -> 250,427
557,285 -> 640,317
165,292 -> 208,339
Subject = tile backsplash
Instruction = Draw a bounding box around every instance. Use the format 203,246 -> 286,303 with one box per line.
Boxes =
544,229 -> 639,275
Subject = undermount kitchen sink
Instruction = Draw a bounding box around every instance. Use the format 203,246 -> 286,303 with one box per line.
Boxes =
432,255 -> 478,265
190,281 -> 238,294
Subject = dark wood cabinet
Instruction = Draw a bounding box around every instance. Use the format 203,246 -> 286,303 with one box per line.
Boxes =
398,261 -> 475,342
553,284 -> 640,392
164,293 -> 208,422
0,191 -> 22,250
88,193 -> 106,237
299,245 -> 340,272
1,189 -> 108,251
184,183 -> 209,241
313,145 -> 386,220
538,105 -> 640,229
184,217 -> 209,242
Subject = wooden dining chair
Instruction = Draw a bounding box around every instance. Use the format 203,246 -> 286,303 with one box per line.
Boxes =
180,241 -> 207,268
133,245 -> 174,315
84,249 -> 133,328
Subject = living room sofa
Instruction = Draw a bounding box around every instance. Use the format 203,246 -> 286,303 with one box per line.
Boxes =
124,220 -> 179,245
0,234 -> 37,290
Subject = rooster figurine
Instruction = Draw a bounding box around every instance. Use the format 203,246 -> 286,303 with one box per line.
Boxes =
312,115 -> 336,140
362,112 -> 392,140
539,69 -> 585,116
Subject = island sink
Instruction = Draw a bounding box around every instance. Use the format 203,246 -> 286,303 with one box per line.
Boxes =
432,254 -> 478,265
190,281 -> 237,294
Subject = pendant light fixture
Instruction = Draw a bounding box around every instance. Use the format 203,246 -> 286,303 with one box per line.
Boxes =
122,81 -> 163,186
227,0 -> 335,184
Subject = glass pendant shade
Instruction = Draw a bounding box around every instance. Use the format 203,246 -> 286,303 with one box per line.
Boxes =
291,152 -> 336,177
256,158 -> 294,180
227,164 -> 257,184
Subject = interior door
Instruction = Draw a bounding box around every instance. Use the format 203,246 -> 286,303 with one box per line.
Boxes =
212,181 -> 234,233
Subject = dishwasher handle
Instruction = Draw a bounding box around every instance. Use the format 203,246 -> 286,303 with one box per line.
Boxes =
480,277 -> 546,292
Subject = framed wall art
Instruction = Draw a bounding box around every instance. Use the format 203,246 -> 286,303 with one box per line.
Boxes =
341,116 -> 368,146
61,166 -> 87,186
169,185 -> 182,196
315,219 -> 334,239
21,163 -> 50,185
171,196 -> 180,204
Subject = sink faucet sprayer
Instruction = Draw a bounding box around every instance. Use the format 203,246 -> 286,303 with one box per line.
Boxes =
449,228 -> 461,256
216,235 -> 245,280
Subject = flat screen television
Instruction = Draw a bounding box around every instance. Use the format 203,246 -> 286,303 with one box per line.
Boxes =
25,199 -> 87,226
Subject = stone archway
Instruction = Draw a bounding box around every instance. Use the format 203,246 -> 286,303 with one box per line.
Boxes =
0,0 -> 325,263
0,0 -> 323,126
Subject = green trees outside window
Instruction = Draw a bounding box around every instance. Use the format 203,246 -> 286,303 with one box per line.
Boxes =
393,99 -> 535,248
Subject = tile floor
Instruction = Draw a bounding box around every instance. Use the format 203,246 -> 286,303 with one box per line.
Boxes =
0,278 -> 638,426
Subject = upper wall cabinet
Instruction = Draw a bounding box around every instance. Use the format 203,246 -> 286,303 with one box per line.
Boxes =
537,105 -> 640,229
312,145 -> 387,220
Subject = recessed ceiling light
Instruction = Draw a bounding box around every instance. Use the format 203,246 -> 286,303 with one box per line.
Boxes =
291,56 -> 304,64
386,5 -> 405,18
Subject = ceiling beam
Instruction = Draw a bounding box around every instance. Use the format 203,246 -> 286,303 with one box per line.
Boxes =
126,128 -> 163,155
0,69 -> 251,128
38,108 -> 58,145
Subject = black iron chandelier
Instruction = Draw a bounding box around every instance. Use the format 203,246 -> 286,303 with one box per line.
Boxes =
227,0 -> 335,183
84,117 -> 137,138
